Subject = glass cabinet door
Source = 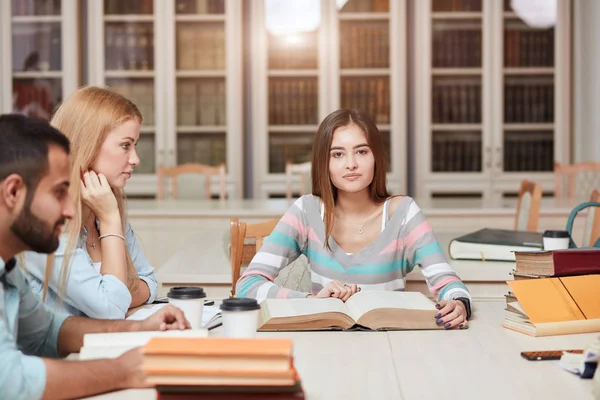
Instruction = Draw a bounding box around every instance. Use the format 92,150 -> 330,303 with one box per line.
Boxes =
266,1 -> 321,174
502,0 -> 554,173
430,0 -> 483,174
11,0 -> 63,121
102,0 -> 157,175
338,0 -> 392,170
174,0 -> 227,168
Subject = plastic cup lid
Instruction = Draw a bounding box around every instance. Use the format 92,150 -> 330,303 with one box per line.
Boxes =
220,298 -> 261,311
543,230 -> 570,239
167,286 -> 206,299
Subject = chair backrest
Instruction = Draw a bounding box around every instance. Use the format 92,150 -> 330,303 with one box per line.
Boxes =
515,180 -> 542,231
230,217 -> 279,297
157,163 -> 226,200
583,189 -> 600,247
285,161 -> 312,200
554,161 -> 600,200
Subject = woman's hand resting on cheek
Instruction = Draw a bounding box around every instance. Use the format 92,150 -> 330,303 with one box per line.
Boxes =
434,300 -> 468,330
308,280 -> 360,301
81,170 -> 120,224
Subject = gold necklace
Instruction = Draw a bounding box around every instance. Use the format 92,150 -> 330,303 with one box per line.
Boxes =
337,206 -> 380,235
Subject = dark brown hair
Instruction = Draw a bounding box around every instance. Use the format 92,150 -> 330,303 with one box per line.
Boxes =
311,108 -> 390,248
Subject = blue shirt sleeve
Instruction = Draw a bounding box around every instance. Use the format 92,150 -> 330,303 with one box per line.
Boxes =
0,267 -> 68,400
125,223 -> 158,304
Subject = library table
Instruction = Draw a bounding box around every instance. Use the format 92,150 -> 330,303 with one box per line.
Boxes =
86,301 -> 597,400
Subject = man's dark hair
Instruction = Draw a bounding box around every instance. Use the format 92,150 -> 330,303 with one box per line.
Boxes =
0,114 -> 70,191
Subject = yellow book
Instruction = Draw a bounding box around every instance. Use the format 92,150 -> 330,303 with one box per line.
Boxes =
503,275 -> 600,336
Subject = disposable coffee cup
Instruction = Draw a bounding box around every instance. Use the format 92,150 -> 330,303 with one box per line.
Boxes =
220,298 -> 261,338
542,230 -> 570,251
167,287 -> 206,329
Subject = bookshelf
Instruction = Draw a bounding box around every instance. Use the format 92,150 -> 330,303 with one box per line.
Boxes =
87,0 -> 243,198
414,0 -> 571,202
251,0 -> 406,198
0,0 -> 79,120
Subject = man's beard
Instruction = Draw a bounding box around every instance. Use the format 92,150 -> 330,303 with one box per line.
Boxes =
10,202 -> 64,254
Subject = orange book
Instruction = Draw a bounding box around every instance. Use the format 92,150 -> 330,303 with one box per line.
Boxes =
146,366 -> 299,387
142,338 -> 293,373
503,275 -> 600,336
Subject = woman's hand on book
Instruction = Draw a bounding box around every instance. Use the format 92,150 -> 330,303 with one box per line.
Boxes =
434,300 -> 468,330
310,281 -> 360,301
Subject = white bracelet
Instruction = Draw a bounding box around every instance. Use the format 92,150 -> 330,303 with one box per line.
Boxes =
98,233 -> 126,241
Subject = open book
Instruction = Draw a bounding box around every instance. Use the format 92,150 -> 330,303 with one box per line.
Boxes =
79,329 -> 209,360
258,291 -> 440,331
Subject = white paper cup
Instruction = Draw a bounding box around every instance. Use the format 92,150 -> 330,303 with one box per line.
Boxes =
542,230 -> 570,251
167,287 -> 206,329
220,298 -> 261,338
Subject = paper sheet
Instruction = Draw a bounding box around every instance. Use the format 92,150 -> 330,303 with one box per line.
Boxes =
126,303 -> 222,329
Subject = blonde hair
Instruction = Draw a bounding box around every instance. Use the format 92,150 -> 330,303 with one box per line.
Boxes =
44,86 -> 143,301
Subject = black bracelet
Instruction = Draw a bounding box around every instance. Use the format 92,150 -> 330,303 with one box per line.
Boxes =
455,297 -> 472,320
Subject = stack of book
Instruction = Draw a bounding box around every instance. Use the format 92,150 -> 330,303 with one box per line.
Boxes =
142,337 -> 303,399
503,249 -> 600,336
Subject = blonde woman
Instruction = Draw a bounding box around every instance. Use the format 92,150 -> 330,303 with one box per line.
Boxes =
21,86 -> 158,319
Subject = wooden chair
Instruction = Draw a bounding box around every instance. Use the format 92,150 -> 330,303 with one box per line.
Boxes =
157,163 -> 226,200
554,161 -> 600,200
514,180 -> 542,231
230,217 -> 279,297
285,161 -> 311,200
583,189 -> 600,247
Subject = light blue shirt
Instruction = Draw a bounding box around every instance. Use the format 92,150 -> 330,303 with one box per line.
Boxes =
21,223 -> 158,319
0,256 -> 69,400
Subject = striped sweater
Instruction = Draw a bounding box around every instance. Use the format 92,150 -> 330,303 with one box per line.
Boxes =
236,195 -> 470,303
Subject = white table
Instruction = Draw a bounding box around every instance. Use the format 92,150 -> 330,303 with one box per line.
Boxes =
388,302 -> 597,400
87,301 -> 598,400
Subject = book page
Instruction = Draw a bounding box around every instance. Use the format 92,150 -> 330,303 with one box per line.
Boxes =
82,329 -> 208,349
262,297 -> 350,319
344,291 -> 436,322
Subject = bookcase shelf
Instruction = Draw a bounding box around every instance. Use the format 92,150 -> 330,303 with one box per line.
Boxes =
88,0 -> 243,198
431,12 -> 482,20
13,71 -> 63,78
105,70 -> 156,78
432,68 -> 483,76
177,126 -> 227,133
268,125 -> 320,133
267,70 -> 319,77
338,13 -> 390,21
175,70 -> 226,78
415,0 -> 571,201
432,124 -> 483,131
175,15 -> 226,22
503,123 -> 554,131
104,15 -> 155,22
12,16 -> 62,23
503,67 -> 555,75
340,68 -> 391,76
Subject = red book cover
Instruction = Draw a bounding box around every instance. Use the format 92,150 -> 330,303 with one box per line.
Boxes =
552,249 -> 600,276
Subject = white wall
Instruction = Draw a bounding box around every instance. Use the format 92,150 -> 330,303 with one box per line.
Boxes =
573,0 -> 600,162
